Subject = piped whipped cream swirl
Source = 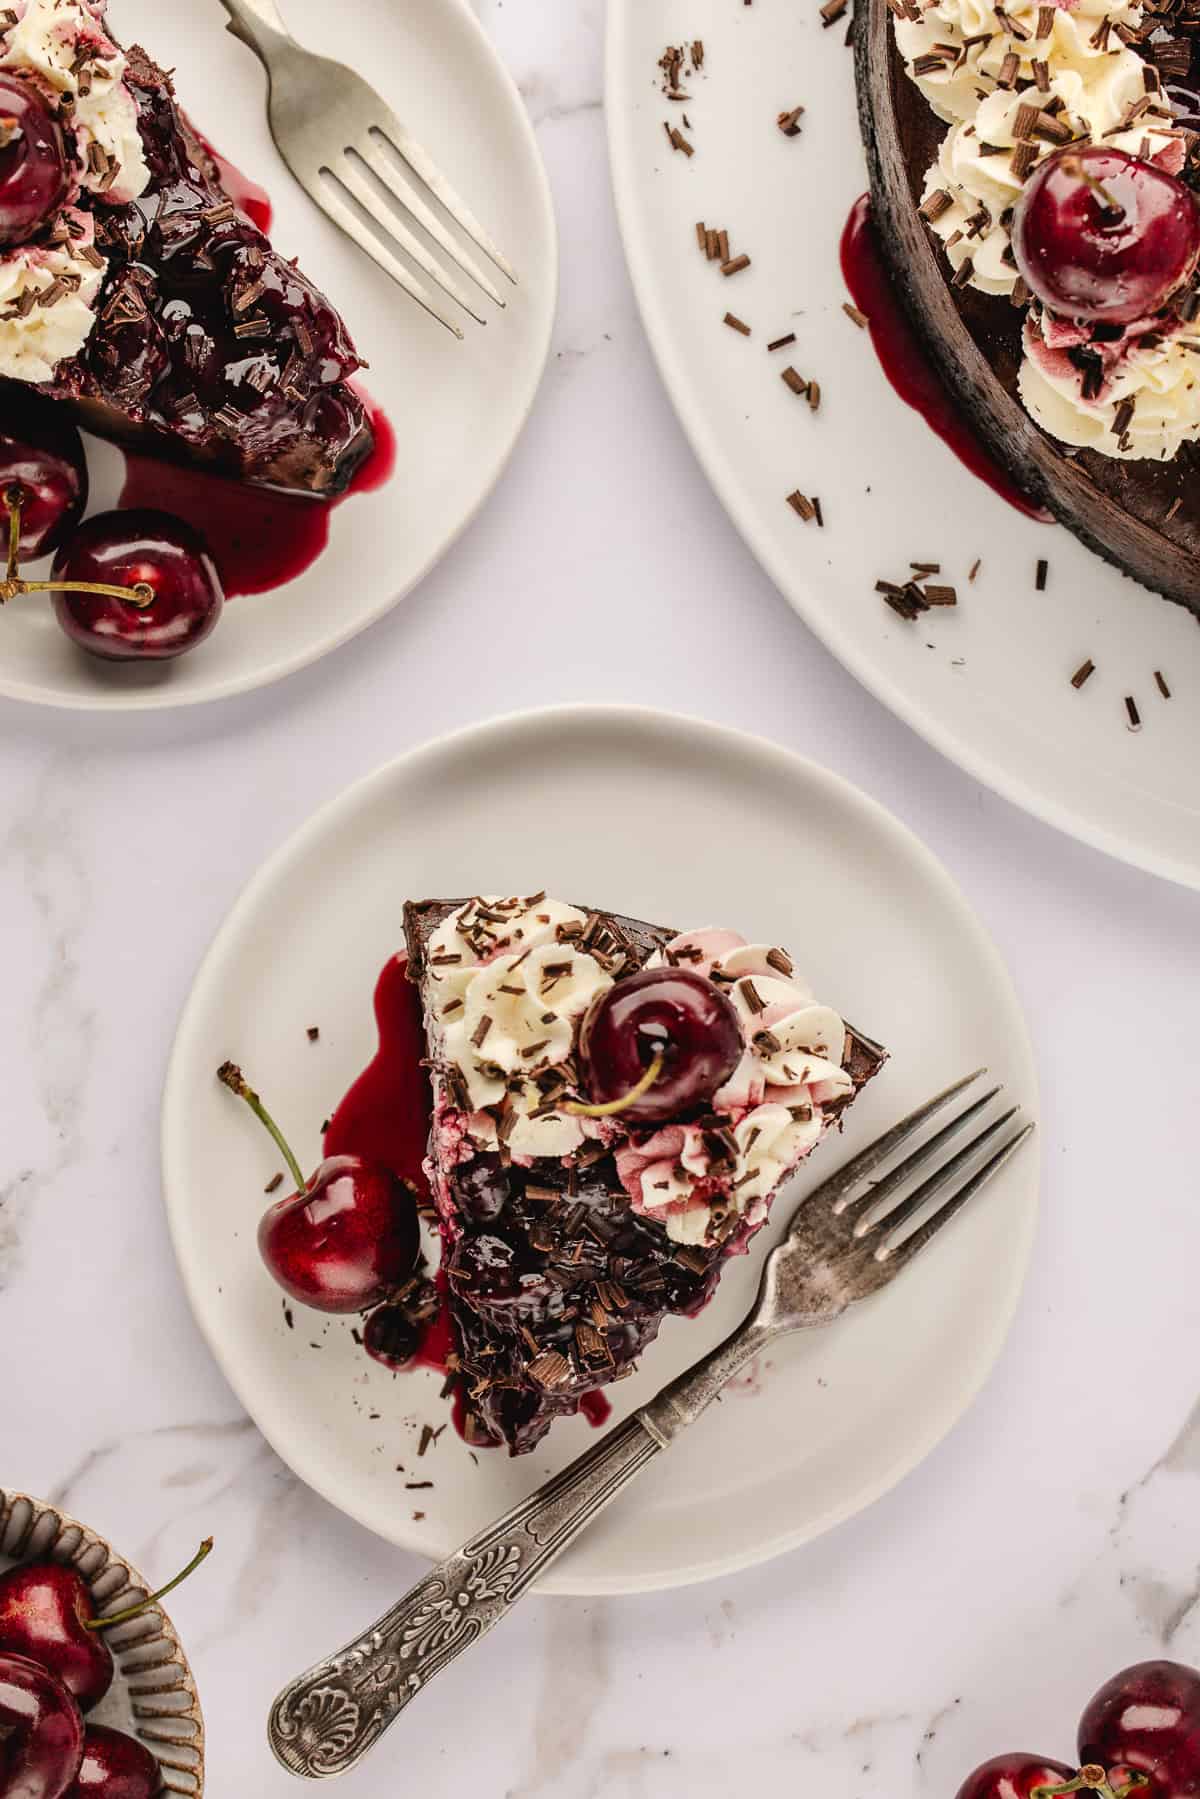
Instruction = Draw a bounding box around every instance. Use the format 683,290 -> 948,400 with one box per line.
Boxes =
893,0 -> 1200,457
0,0 -> 151,384
424,898 -> 854,1249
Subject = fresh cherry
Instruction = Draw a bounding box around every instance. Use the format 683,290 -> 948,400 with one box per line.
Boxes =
954,1754 -> 1077,1799
0,1542 -> 211,1722
50,511 -> 223,662
0,75 -> 69,247
576,967 -> 742,1126
61,1726 -> 160,1799
1079,1661 -> 1200,1797
1013,147 -> 1200,324
0,1568 -> 112,1715
219,1063 -> 422,1313
0,392 -> 88,565
0,1653 -> 84,1799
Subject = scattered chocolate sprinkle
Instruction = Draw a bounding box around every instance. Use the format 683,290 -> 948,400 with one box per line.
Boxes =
705,227 -> 720,260
265,1172 -> 284,1194
1010,140 -> 1038,181
820,0 -> 847,24
807,379 -> 821,412
666,123 -> 695,156
470,1015 -> 492,1049
951,256 -> 975,287
306,1026 -> 320,1041
997,50 -> 1021,87
1125,695 -> 1142,731
767,331 -> 797,352
1165,496 -> 1183,524
1035,558 -> 1049,591
724,311 -> 751,335
778,105 -> 805,136
405,1481 -> 433,1491
721,253 -> 751,276
923,585 -> 958,606
843,302 -> 868,327
1036,3 -> 1054,34
969,558 -> 981,581
781,365 -> 808,395
1154,669 -> 1172,699
919,188 -> 954,223
786,489 -> 817,522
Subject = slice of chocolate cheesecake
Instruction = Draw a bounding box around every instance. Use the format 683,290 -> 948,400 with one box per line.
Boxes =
404,894 -> 888,1455
856,0 -> 1200,615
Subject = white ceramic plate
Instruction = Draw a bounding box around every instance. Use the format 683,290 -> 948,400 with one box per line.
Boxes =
0,0 -> 555,711
606,6 -> 1200,889
162,706 -> 1038,1595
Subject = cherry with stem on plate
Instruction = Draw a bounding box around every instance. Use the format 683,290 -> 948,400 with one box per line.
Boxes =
0,73 -> 69,247
573,967 -> 742,1126
1013,146 -> 1200,325
0,1541 -> 213,1715
0,1652 -> 84,1799
218,1062 -> 422,1313
48,511 -> 224,662
0,394 -> 88,569
61,1725 -> 161,1799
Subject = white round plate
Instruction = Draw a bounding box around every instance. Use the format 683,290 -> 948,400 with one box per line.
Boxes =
162,706 -> 1038,1595
606,7 -> 1200,888
0,0 -> 555,711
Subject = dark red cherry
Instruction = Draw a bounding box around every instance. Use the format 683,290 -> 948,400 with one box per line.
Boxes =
219,1063 -> 422,1313
1013,147 -> 1200,324
1079,1661 -> 1200,1797
51,510 -> 223,662
578,967 -> 742,1126
0,391 -> 88,563
0,1653 -> 84,1799
953,1754 -> 1076,1799
0,75 -> 69,247
0,1565 -> 113,1713
362,1302 -> 424,1369
62,1725 -> 160,1799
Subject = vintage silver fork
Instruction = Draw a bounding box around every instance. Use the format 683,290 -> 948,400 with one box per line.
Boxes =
268,1071 -> 1032,1780
218,0 -> 516,338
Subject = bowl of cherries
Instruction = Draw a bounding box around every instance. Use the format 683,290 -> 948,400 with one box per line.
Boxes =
958,1659 -> 1200,1799
0,391 -> 223,666
0,1489 -> 210,1798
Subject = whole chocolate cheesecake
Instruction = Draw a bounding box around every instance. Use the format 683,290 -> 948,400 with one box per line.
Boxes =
856,0 -> 1200,616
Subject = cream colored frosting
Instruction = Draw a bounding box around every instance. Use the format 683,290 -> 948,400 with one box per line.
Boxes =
1019,315 -> 1200,457
422,898 -> 855,1248
0,208 -> 103,382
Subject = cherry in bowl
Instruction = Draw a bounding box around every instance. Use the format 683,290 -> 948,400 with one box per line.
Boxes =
1013,147 -> 1200,325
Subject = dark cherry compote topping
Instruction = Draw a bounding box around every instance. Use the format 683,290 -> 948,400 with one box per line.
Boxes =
576,967 -> 742,1126
1013,146 -> 1200,325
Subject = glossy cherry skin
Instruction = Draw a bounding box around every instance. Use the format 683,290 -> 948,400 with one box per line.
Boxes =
258,1157 -> 421,1313
61,1726 -> 160,1799
1013,147 -> 1200,324
51,511 -> 223,662
579,967 -> 743,1126
1079,1661 -> 1200,1797
953,1754 -> 1076,1799
0,1566 -> 113,1714
0,392 -> 88,563
0,1653 -> 85,1799
0,75 -> 69,248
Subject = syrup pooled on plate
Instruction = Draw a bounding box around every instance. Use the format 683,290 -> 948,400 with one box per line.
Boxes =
840,195 -> 1051,522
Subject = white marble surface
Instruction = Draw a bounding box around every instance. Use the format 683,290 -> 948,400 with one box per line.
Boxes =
1,2 -> 1198,1793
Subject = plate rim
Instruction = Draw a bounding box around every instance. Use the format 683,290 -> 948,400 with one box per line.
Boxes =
0,0 -> 558,715
161,701 -> 1040,1596
603,4 -> 1200,894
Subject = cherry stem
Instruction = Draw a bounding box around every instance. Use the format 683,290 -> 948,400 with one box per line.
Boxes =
217,1061 -> 308,1194
1061,156 -> 1125,224
5,486 -> 21,586
83,1538 -> 214,1633
565,1051 -> 666,1118
17,577 -> 155,608
1036,1771 -> 1149,1799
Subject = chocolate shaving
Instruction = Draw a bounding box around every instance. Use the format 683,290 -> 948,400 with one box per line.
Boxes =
724,311 -> 751,335
1154,669 -> 1172,699
777,105 -> 805,136
842,301 -> 868,327
767,331 -> 797,351
721,253 -> 751,276
1125,695 -> 1142,731
1070,658 -> 1096,690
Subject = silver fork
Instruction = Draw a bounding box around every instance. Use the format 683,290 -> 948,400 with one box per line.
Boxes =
268,1071 -> 1032,1780
218,0 -> 516,339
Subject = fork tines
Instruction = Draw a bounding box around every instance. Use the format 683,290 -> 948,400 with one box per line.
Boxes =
814,1070 -> 1034,1272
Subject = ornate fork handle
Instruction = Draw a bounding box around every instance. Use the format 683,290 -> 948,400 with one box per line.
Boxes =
269,1415 -> 663,1779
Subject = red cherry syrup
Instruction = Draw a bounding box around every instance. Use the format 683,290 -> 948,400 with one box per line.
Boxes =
840,195 -> 1051,522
